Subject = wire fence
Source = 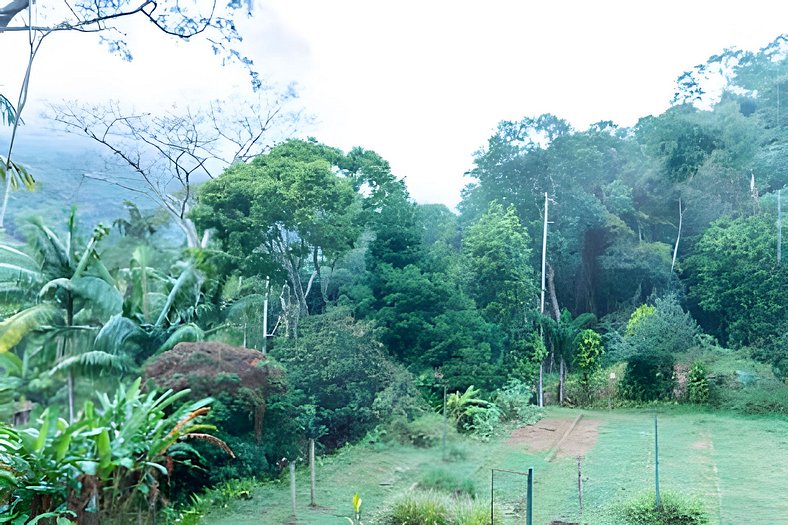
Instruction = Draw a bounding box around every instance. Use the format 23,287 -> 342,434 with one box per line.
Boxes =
490,467 -> 533,525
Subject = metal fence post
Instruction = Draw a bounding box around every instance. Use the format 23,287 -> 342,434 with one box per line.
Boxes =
526,467 -> 533,525
490,469 -> 495,525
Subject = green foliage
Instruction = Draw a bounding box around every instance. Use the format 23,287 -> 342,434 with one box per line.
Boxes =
462,202 -> 536,328
192,139 -> 390,282
418,468 -> 476,497
378,491 -> 487,525
618,491 -> 708,525
687,362 -> 709,404
446,385 -> 501,436
576,329 -> 604,371
505,331 -> 547,385
0,378 -> 227,523
384,413 -> 454,448
575,329 -> 604,403
273,307 -> 418,449
687,213 -> 788,347
492,380 -> 541,423
615,297 -> 700,401
626,304 -> 656,336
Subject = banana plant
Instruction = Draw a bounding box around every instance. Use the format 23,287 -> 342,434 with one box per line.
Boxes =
446,385 -> 498,432
0,408 -> 85,522
0,379 -> 231,523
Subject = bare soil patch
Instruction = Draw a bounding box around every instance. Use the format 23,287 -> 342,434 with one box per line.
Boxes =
508,416 -> 601,459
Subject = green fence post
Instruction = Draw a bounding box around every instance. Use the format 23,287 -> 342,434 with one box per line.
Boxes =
527,467 -> 533,525
654,412 -> 662,510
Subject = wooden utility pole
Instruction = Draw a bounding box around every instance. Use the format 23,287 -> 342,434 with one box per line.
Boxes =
309,439 -> 316,507
671,198 -> 683,272
290,461 -> 297,517
577,457 -> 584,515
262,276 -> 270,354
778,189 -> 782,265
441,383 -> 448,461
538,192 -> 549,408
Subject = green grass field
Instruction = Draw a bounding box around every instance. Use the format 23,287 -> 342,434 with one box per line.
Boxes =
201,408 -> 788,525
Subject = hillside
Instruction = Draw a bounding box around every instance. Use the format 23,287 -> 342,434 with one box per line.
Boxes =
2,128 -> 154,238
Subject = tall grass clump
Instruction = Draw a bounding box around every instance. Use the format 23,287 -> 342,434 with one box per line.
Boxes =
618,491 -> 709,525
377,491 -> 487,525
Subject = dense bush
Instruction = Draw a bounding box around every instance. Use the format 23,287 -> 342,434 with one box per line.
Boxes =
715,381 -> 788,415
493,380 -> 542,423
615,296 -> 700,401
384,412 -> 456,448
273,307 -> 421,449
618,492 -> 708,525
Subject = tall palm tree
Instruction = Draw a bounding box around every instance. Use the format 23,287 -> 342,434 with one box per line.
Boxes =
0,210 -> 129,420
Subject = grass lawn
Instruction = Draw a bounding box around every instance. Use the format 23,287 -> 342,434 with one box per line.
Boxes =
201,407 -> 788,524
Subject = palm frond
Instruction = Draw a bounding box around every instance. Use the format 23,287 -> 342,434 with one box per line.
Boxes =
156,323 -> 205,354
94,315 -> 145,356
0,304 -> 61,353
50,350 -> 133,376
0,95 -> 21,126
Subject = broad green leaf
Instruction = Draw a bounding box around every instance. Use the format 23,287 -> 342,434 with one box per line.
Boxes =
0,304 -> 60,353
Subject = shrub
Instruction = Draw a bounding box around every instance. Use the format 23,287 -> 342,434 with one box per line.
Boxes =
618,491 -> 708,525
716,381 -> 788,415
615,296 -> 700,401
575,329 -> 604,404
418,468 -> 476,497
446,385 -> 501,436
385,412 -> 456,448
273,307 -> 417,449
377,491 -> 487,525
384,491 -> 449,525
494,380 -> 541,422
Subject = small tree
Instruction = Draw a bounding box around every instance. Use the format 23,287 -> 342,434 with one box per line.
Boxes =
575,329 -> 604,404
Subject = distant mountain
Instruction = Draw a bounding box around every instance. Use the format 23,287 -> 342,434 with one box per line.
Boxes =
2,128 -> 155,238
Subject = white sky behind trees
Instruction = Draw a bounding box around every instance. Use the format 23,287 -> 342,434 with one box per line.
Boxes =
3,0 -> 788,207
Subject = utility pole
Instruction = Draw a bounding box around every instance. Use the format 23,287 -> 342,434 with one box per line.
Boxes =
654,412 -> 662,510
262,276 -> 270,354
671,198 -> 683,272
538,192 -> 549,408
778,188 -> 782,265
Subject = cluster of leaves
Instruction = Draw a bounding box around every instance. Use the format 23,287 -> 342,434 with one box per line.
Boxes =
0,379 -> 228,524
613,296 -> 700,401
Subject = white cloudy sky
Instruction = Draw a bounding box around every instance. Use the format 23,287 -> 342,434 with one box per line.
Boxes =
3,0 -> 788,207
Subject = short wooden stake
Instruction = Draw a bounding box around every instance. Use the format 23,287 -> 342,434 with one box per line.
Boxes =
290,461 -> 297,517
577,457 -> 583,515
309,439 -> 316,507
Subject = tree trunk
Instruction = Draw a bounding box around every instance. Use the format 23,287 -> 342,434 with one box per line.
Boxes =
0,173 -> 11,230
546,262 -> 561,320
559,357 -> 565,406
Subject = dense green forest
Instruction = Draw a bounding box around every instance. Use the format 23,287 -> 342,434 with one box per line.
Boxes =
1,32 -> 788,525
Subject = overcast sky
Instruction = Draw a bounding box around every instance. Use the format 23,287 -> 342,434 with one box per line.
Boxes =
3,1 -> 788,207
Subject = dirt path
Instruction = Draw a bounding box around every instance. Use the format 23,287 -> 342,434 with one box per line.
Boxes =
508,414 -> 601,459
